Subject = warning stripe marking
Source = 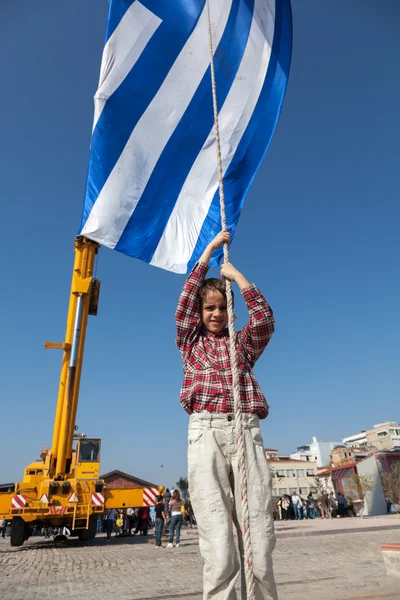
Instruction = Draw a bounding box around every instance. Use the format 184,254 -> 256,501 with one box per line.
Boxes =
91,492 -> 105,506
49,506 -> 67,515
143,487 -> 158,507
11,495 -> 26,509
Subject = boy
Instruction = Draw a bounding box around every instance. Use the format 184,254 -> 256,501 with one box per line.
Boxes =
176,231 -> 277,600
154,496 -> 166,548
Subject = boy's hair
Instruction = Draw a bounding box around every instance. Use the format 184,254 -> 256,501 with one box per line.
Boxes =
199,278 -> 234,306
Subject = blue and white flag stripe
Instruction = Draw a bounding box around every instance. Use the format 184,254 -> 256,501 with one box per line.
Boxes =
80,0 -> 292,273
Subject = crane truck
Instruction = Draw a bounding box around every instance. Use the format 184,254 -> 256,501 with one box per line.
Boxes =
0,236 -> 161,546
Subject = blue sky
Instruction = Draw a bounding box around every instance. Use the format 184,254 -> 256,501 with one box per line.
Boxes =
0,1 -> 399,488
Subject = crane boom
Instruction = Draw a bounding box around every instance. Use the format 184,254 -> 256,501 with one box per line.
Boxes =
49,236 -> 99,478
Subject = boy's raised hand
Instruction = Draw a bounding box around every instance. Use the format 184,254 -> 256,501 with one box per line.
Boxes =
220,262 -> 240,282
210,230 -> 230,250
221,262 -> 251,290
199,230 -> 230,265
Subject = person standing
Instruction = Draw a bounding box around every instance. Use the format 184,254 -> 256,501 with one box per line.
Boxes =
105,507 -> 118,541
292,492 -> 303,520
176,231 -> 277,599
337,493 -> 348,517
281,495 -> 290,520
154,496 -> 166,548
167,489 -> 183,548
164,488 -> 171,520
276,497 -> 282,521
135,506 -> 150,535
307,493 -> 316,519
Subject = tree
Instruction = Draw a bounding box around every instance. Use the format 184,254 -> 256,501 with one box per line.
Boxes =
354,474 -> 376,517
380,462 -> 400,514
176,477 -> 190,503
313,477 -> 331,518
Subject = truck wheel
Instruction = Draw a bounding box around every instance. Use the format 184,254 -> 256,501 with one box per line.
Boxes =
78,516 -> 97,542
10,517 -> 27,547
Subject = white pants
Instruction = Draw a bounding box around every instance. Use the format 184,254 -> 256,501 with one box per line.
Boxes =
188,412 -> 277,600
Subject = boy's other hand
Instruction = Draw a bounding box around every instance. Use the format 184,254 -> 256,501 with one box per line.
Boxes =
220,262 -> 240,282
210,230 -> 230,250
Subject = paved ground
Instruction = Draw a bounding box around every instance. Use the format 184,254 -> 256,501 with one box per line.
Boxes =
1,516 -> 400,600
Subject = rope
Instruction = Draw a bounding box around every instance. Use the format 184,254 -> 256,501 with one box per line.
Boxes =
206,2 -> 256,598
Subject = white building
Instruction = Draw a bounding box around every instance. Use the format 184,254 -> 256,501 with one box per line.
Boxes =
342,430 -> 368,447
291,437 -> 342,467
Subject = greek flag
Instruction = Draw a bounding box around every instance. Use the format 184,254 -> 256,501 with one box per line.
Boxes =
80,0 -> 292,273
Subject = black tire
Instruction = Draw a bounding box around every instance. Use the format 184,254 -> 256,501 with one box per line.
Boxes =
78,516 -> 97,542
10,517 -> 27,547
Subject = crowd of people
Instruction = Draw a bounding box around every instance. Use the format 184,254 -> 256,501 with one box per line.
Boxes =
275,491 -> 356,520
100,488 -> 196,546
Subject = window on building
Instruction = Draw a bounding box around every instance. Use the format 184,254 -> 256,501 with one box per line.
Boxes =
279,488 -> 287,496
299,487 -> 308,495
389,429 -> 400,436
276,470 -> 285,477
378,431 -> 388,437
306,470 -> 315,477
296,470 -> 305,477
289,488 -> 298,495
286,469 -> 296,478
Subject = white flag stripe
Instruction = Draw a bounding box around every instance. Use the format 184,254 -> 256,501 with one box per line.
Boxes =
151,0 -> 274,272
81,0 -> 233,247
93,2 -> 162,131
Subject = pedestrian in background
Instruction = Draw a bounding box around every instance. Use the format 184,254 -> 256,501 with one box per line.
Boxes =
276,497 -> 282,520
167,489 -> 183,548
154,496 -> 166,548
164,488 -> 171,519
308,493 -> 316,519
105,507 -> 118,541
135,506 -> 150,535
292,492 -> 303,520
281,495 -> 290,520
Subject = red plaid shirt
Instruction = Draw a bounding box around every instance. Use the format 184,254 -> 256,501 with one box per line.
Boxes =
175,262 -> 275,419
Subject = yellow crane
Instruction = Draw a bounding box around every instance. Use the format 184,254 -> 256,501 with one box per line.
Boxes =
0,236 -> 161,546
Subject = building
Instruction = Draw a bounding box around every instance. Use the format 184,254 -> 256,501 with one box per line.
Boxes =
291,436 -> 342,467
356,450 -> 400,516
318,446 -> 370,503
341,430 -> 368,447
330,445 -> 370,468
266,451 -> 318,497
343,422 -> 400,451
101,470 -> 158,490
366,423 -> 400,451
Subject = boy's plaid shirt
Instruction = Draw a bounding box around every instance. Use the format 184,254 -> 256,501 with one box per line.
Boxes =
175,262 -> 274,419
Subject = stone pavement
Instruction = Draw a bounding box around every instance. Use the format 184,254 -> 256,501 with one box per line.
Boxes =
1,517 -> 400,600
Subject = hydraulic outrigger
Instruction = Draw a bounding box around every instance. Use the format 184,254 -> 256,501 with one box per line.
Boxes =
0,237 -> 160,546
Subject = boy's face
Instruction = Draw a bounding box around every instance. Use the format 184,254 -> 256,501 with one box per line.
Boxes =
201,289 -> 228,334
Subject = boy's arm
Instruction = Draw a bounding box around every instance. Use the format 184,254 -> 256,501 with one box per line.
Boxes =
221,262 -> 275,365
175,262 -> 209,358
175,231 -> 230,359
